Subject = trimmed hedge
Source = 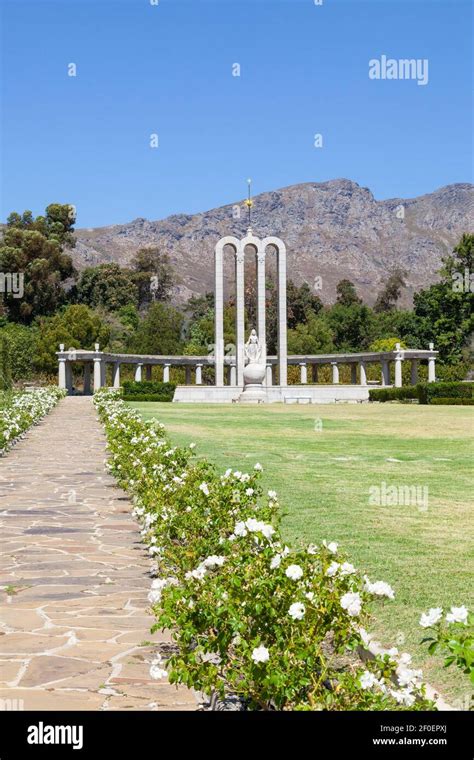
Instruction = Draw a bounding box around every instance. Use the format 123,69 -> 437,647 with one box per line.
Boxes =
370,382 -> 474,405
122,381 -> 176,402
368,386 -> 419,403
430,397 -> 474,406
124,393 -> 175,402
420,381 -> 473,403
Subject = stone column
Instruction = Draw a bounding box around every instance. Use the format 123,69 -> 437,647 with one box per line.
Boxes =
93,357 -> 102,392
195,363 -> 203,385
256,250 -> 267,366
65,362 -> 73,394
235,248 -> 245,387
299,362 -> 308,384
100,361 -> 107,388
113,362 -> 121,389
428,343 -> 436,382
230,362 -> 236,386
277,243 -> 288,386
58,358 -> 66,390
214,243 -> 225,386
410,360 -> 418,385
83,363 -> 91,395
312,364 -> 319,384
266,363 -> 273,387
394,344 -> 403,388
185,365 -> 192,385
146,365 -> 152,381
163,363 -> 170,383
381,360 -> 390,386
331,362 -> 339,384
359,361 -> 367,385
134,363 -> 143,382
351,364 -> 357,384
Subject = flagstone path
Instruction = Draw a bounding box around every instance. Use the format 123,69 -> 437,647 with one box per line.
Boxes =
0,397 -> 196,711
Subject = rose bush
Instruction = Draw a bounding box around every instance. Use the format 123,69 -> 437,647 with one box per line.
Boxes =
94,388 -> 437,711
420,606 -> 473,688
0,386 -> 66,455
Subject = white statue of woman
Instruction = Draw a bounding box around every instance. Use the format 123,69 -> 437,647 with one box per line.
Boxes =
245,329 -> 262,364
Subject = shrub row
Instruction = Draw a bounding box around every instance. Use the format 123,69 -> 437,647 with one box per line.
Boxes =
369,382 -> 474,405
122,381 -> 176,402
429,398 -> 474,406
368,387 -> 419,403
418,382 -> 474,404
94,388 -> 436,711
0,386 -> 66,455
123,393 -> 175,402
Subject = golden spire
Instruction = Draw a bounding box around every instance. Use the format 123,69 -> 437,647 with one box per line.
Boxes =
245,178 -> 253,231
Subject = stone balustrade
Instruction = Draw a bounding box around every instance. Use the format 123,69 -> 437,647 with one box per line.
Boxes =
57,343 -> 438,395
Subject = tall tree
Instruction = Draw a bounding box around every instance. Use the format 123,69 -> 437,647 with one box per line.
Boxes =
0,204 -> 76,323
76,263 -> 137,312
374,267 -> 407,312
34,305 -> 110,375
131,246 -> 175,309
327,303 -> 377,351
130,302 -> 184,355
336,279 -> 362,307
413,234 -> 474,364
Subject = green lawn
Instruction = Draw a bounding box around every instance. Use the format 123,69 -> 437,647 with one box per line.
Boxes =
129,401 -> 473,703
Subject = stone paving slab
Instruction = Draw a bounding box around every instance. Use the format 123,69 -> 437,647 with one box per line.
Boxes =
0,397 -> 196,711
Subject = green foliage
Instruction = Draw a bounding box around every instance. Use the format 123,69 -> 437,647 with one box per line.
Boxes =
0,204 -> 76,323
413,234 -> 474,364
287,314 -> 334,354
131,246 -> 175,309
0,386 -> 65,453
0,323 -> 37,381
429,397 -> 474,406
370,382 -> 474,405
420,608 -> 473,687
34,304 -> 110,375
131,302 -> 184,355
76,263 -> 138,312
374,267 -> 407,313
336,279 -> 362,307
0,337 -> 12,391
327,303 -> 377,351
369,386 -> 419,403
101,304 -> 140,353
286,281 -> 323,328
369,337 -> 407,352
417,381 -> 474,404
123,381 -> 176,402
436,362 -> 470,382
94,389 -> 437,711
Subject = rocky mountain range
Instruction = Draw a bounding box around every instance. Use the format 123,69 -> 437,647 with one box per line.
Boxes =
73,179 -> 473,306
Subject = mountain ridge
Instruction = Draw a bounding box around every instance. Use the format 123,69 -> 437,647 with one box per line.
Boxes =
73,179 -> 473,306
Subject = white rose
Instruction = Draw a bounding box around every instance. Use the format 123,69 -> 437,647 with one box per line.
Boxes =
251,645 -> 270,663
446,605 -> 468,625
288,602 -> 305,620
285,564 -> 303,581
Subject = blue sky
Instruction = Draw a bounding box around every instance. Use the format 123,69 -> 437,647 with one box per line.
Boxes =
1,0 -> 472,227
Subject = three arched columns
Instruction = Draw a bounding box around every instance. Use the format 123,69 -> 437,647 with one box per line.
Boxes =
214,230 -> 287,388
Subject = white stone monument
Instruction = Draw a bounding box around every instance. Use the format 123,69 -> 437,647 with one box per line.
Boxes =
239,329 -> 267,403
214,184 -> 287,399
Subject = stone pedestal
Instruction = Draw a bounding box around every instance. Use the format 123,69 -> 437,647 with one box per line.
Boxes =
239,362 -> 267,403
